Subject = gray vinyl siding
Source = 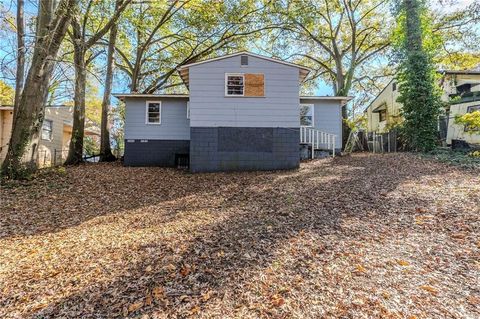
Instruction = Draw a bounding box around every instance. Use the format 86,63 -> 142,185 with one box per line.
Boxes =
189,55 -> 300,127
124,97 -> 190,140
300,99 -> 343,149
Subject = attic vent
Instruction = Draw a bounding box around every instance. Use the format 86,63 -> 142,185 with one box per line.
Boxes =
241,55 -> 248,66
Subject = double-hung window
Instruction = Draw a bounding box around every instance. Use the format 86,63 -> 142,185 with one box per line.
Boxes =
41,119 -> 53,141
300,104 -> 314,127
225,74 -> 244,96
146,101 -> 161,124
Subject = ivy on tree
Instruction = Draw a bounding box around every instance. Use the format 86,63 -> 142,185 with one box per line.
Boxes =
395,0 -> 442,152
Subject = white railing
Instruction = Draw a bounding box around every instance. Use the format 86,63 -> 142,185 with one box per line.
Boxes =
300,126 -> 337,159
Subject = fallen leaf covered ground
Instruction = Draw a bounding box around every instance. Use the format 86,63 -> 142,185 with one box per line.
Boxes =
0,153 -> 479,318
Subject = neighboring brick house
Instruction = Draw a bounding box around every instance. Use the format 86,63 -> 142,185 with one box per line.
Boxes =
0,105 -> 99,167
115,51 -> 351,172
364,70 -> 480,146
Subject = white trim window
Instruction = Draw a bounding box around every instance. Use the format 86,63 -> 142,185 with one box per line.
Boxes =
225,73 -> 244,96
300,104 -> 314,127
41,119 -> 53,140
186,101 -> 190,119
145,101 -> 161,124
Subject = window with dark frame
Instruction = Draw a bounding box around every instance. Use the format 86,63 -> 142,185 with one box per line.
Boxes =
379,109 -> 387,122
392,82 -> 397,91
146,102 -> 161,124
226,74 -> 244,96
41,120 -> 53,141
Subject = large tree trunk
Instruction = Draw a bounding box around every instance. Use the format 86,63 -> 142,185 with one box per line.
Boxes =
99,7 -> 118,162
334,69 -> 351,149
1,0 -> 76,179
65,36 -> 86,165
13,0 -> 25,112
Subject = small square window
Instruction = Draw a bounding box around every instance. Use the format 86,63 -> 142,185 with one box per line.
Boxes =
300,104 -> 314,127
225,74 -> 244,96
41,120 -> 53,141
146,101 -> 161,124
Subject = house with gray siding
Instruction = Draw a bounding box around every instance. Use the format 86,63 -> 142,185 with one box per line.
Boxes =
114,52 -> 350,172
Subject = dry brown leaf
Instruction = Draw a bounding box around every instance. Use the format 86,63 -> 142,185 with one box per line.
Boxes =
451,233 -> 466,239
271,295 -> 285,307
354,264 -> 367,273
128,301 -> 143,313
467,296 -> 480,305
180,265 -> 191,277
420,285 -> 438,295
201,291 -> 212,302
190,305 -> 201,315
152,286 -> 165,300
396,259 -> 410,266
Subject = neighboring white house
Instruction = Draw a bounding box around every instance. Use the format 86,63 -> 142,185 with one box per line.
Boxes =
114,51 -> 351,172
365,70 -> 480,146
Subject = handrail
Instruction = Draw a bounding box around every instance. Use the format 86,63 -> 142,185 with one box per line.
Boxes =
300,126 -> 337,158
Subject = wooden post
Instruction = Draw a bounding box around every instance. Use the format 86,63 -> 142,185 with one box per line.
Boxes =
388,132 -> 391,153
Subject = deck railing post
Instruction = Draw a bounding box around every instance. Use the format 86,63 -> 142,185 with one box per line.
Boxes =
332,136 -> 336,157
310,129 -> 314,159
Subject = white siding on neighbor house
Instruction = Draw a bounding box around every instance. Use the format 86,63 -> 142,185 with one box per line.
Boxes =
124,97 -> 190,140
300,99 -> 343,149
189,55 -> 300,127
446,101 -> 480,145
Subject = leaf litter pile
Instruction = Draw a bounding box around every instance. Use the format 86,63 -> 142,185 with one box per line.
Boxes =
1,153 -> 479,318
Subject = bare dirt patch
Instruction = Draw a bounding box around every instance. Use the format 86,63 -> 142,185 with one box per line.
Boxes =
1,153 -> 479,318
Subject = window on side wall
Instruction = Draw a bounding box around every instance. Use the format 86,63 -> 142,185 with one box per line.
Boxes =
225,74 -> 244,96
464,105 -> 480,132
146,101 -> 161,124
379,109 -> 387,122
300,104 -> 314,127
41,119 -> 53,141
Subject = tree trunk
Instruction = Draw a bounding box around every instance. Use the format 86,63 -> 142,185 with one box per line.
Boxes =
99,7 -> 118,162
13,0 -> 25,112
404,0 -> 423,52
65,41 -> 86,165
1,0 -> 76,179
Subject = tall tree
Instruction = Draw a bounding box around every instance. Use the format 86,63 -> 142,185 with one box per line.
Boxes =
395,0 -> 441,152
115,0 -> 267,93
267,0 -> 392,146
99,0 -> 121,162
13,0 -> 25,111
64,0 -> 131,165
1,0 -> 77,179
